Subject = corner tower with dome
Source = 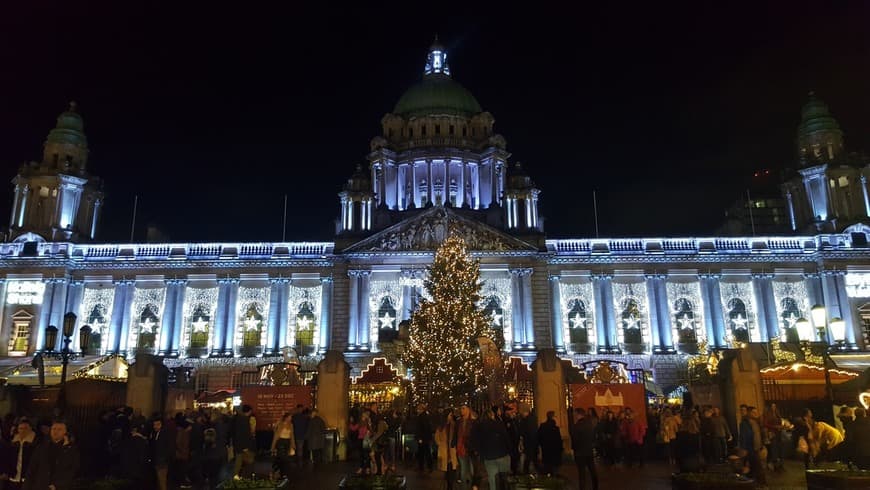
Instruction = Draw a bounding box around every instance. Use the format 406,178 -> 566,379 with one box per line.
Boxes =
335,40 -> 543,251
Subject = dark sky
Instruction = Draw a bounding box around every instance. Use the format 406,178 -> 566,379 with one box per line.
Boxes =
1,2 -> 869,243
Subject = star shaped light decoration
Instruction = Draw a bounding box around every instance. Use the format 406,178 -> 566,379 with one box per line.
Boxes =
731,314 -> 748,330
243,315 -> 260,331
570,312 -> 585,329
380,312 -> 395,329
784,312 -> 800,329
490,311 -> 503,327
139,318 -> 156,334
296,315 -> 313,330
624,314 -> 641,330
677,314 -> 695,331
191,317 -> 209,333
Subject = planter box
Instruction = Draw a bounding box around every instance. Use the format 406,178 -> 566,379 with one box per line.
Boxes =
338,474 -> 407,489
503,475 -> 567,490
218,478 -> 289,489
671,473 -> 755,490
806,469 -> 870,490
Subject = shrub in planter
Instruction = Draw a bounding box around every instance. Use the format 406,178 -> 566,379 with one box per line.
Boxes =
805,469 -> 870,490
671,472 -> 755,490
338,474 -> 407,489
502,474 -> 567,490
218,478 -> 289,489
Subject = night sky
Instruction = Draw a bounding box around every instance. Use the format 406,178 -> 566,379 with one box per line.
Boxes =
1,3 -> 869,243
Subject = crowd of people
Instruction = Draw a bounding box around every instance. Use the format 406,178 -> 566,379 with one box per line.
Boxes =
0,414 -> 79,490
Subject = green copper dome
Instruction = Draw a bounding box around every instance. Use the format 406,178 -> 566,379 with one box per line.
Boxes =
46,102 -> 87,147
798,92 -> 841,136
393,75 -> 482,118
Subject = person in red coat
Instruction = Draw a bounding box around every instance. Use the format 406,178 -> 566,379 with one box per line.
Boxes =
619,408 -> 646,468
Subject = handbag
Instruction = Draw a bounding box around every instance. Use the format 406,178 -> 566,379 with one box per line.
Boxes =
796,436 -> 809,454
362,433 -> 373,450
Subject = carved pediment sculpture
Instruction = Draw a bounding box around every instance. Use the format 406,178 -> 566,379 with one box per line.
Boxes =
346,207 -> 537,252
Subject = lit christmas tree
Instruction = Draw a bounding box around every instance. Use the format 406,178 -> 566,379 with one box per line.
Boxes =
401,235 -> 494,407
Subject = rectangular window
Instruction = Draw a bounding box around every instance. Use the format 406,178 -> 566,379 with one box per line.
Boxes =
462,126 -> 467,137
435,124 -> 440,135
449,125 -> 455,135
408,128 -> 413,138
422,125 -> 427,136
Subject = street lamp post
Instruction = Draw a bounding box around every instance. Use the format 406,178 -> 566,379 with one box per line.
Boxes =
43,312 -> 92,385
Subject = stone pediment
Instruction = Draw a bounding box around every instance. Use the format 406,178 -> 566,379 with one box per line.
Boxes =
344,207 -> 538,253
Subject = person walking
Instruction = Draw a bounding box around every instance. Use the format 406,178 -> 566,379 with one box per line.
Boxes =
571,408 -> 598,490
471,408 -> 512,490
518,407 -> 538,474
434,411 -> 458,489
22,421 -> 80,490
455,405 -> 476,486
120,424 -> 149,490
231,405 -> 257,480
291,406 -> 310,467
710,407 -> 731,464
845,407 -> 870,469
538,411 -> 563,476
738,406 -> 766,486
149,417 -> 173,490
413,404 -> 434,473
270,412 -> 295,479
620,408 -> 645,469
307,409 -> 326,467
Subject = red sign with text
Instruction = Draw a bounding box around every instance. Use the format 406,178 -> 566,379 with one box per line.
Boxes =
571,383 -> 647,427
241,386 -> 312,431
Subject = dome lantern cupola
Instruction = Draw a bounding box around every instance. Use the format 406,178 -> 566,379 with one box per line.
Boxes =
797,91 -> 844,166
423,36 -> 450,77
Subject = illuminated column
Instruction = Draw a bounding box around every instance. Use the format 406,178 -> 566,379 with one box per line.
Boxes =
89,197 -> 102,239
707,275 -> 726,347
650,276 -> 674,352
159,280 -> 179,355
358,272 -> 371,350
35,279 -> 57,352
752,273 -> 777,341
65,280 -> 85,349
785,191 -> 798,231
17,184 -> 30,227
276,279 -> 290,352
212,278 -> 231,356
266,278 -> 282,355
602,276 -> 618,353
699,274 -> 718,348
118,280 -> 137,354
319,276 -> 333,353
412,163 -> 420,207
549,275 -> 564,353
347,271 -> 360,348
45,278 -> 68,351
591,274 -> 607,353
169,281 -> 187,357
400,270 -> 415,321
108,280 -> 128,353
9,185 -> 20,229
832,272 -> 857,347
510,269 -> 524,349
862,175 -> 870,218
644,274 -> 663,353
457,161 -> 465,207
520,269 -> 534,348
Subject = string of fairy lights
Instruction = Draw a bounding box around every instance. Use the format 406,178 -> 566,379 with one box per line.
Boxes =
400,235 -> 494,406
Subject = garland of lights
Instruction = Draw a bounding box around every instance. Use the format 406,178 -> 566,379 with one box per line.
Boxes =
399,235 -> 493,406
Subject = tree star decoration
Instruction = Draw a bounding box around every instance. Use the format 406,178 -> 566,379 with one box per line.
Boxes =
625,314 -> 641,330
243,315 -> 260,331
380,312 -> 395,329
191,317 -> 209,333
139,318 -> 156,334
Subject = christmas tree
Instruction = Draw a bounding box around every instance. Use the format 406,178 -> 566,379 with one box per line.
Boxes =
401,235 -> 494,407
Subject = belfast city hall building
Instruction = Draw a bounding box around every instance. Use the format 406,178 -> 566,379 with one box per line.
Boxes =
1,42 -> 870,395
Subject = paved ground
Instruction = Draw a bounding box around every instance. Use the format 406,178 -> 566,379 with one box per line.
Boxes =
283,458 -> 812,489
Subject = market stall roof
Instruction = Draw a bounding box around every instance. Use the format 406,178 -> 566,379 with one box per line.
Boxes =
760,361 -> 861,383
196,390 -> 236,403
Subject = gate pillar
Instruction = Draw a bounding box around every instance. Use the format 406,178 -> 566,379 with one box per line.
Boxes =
127,353 -> 168,417
720,347 -> 765,435
317,350 -> 351,461
532,349 -> 570,453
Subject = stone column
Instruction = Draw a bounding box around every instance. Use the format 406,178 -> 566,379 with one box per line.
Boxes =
347,271 -> 360,348
169,281 -> 187,357
212,279 -> 231,356
358,272 -> 371,350
319,276 -> 333,353
47,278 -> 69,351
266,278 -> 283,355
117,280 -> 136,354
548,275 -> 564,353
218,278 -> 240,355
591,274 -> 614,353
708,275 -> 726,347
159,280 -> 179,356
644,274 -> 663,353
751,274 -> 772,342
65,280 -> 84,351
35,280 -> 56,352
276,279 -> 290,352
510,269 -> 524,349
108,280 -> 129,353
521,269 -> 535,348
832,272 -> 858,347
533,349 -> 570,450
602,275 -> 618,353
400,270 -> 414,321
652,277 -> 673,353
862,175 -> 870,218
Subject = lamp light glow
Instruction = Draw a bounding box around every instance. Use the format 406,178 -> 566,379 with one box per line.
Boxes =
795,317 -> 813,341
811,304 -> 827,328
829,317 -> 846,342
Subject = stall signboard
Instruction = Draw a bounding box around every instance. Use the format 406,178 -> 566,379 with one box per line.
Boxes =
571,383 -> 647,427
241,385 -> 312,431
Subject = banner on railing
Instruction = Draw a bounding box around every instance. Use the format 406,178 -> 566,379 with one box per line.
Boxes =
570,383 -> 647,427
241,385 -> 312,431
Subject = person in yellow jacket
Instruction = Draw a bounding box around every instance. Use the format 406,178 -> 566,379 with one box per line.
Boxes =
810,419 -> 844,462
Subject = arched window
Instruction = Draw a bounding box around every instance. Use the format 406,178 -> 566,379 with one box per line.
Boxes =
780,297 -> 802,342
674,298 -> 697,344
566,299 -> 589,344
621,299 -> 642,345
295,302 -> 317,349
189,306 -> 210,352
727,298 -> 750,343
482,296 -> 505,349
137,305 -> 159,350
87,304 -> 108,353
241,303 -> 263,348
377,296 -> 397,330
